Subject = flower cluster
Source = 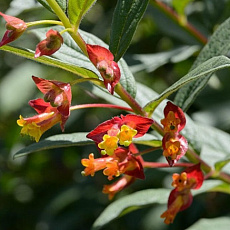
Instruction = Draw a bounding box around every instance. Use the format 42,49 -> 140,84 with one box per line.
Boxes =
17,76 -> 72,142
81,114 -> 153,199
161,164 -> 204,224
161,102 -> 188,166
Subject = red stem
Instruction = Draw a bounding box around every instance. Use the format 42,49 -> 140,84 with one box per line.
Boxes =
152,0 -> 208,45
70,103 -> 134,112
143,161 -> 194,168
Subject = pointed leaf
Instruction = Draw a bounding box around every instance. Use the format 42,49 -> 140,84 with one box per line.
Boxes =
175,16 -> 230,110
37,0 -> 67,14
92,189 -> 170,230
109,0 -> 149,62
215,159 -> 230,171
92,180 -> 224,230
14,132 -> 93,158
68,0 -> 97,26
0,45 -> 98,79
144,55 -> 230,114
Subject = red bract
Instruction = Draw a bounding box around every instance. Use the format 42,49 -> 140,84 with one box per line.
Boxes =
32,76 -> 72,117
34,29 -> 63,58
17,98 -> 68,142
86,44 -> 121,94
87,114 -> 153,156
87,114 -> 153,143
161,164 -> 204,224
0,12 -> 27,47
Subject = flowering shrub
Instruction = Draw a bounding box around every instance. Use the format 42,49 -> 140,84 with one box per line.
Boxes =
1,0 -> 230,229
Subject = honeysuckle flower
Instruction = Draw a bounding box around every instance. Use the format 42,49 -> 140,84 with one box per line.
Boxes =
0,12 -> 27,47
81,144 -> 145,181
32,76 -> 71,117
161,102 -> 187,166
161,164 -> 204,224
86,44 -> 121,94
86,114 -> 153,156
34,29 -> 63,58
162,132 -> 188,167
161,101 -> 186,133
103,175 -> 136,200
17,98 -> 68,142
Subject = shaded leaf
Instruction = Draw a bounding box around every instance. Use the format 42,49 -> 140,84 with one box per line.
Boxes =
109,0 -> 149,62
187,217 -> 230,230
175,16 -> 230,110
14,132 -> 92,158
144,55 -> 230,114
68,0 -> 97,26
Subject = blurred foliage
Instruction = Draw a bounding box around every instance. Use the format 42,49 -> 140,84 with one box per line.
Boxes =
0,0 -> 230,229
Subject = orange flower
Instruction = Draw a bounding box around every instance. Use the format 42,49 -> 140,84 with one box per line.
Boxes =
103,175 -> 136,200
17,98 -> 67,142
161,164 -> 204,224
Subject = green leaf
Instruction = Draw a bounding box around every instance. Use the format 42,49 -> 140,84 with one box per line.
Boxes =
68,0 -> 97,26
143,55 -> 230,114
92,180 -> 224,230
0,45 -> 98,79
172,0 -> 193,16
30,26 -> 137,98
109,0 -> 149,62
37,0 -> 67,14
209,182 -> 230,195
187,217 -> 230,230
215,159 -> 230,171
14,132 -> 92,158
175,16 -> 230,111
92,189 -> 170,230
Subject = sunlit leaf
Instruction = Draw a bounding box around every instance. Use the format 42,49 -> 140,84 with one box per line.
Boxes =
144,55 -> 230,114
215,159 -> 230,172
68,0 -> 97,26
175,16 -> 230,110
92,180 -> 224,230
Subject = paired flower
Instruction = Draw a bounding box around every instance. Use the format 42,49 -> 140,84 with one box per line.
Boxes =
161,102 -> 188,166
34,29 -> 63,58
86,44 -> 121,94
17,76 -> 72,142
161,164 -> 204,224
87,114 -> 153,156
0,12 -> 27,47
